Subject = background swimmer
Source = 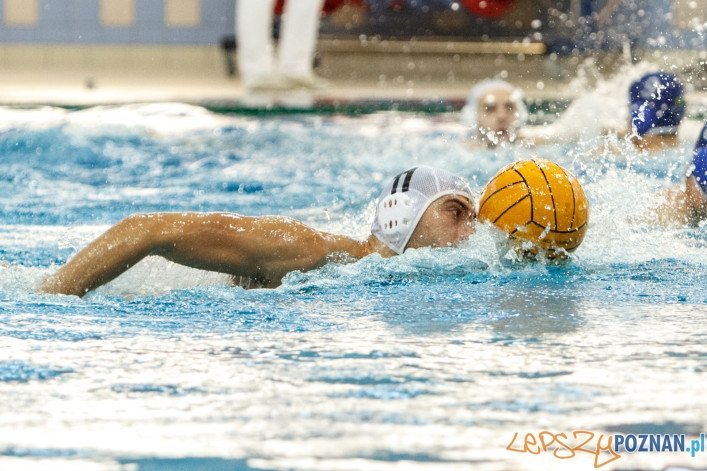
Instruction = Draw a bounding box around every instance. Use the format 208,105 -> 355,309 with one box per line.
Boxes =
462,79 -> 528,148
575,71 -> 688,157
517,65 -> 701,149
40,166 -> 476,297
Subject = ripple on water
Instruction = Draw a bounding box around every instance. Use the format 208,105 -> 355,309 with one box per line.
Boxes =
0,361 -> 72,383
109,383 -> 207,396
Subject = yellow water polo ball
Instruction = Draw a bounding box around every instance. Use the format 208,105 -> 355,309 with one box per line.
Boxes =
478,159 -> 589,252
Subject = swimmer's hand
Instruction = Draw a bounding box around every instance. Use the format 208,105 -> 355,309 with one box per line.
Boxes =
648,179 -> 707,228
40,213 -> 370,297
498,237 -> 570,264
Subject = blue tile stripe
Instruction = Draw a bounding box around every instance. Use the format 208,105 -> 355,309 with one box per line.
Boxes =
0,0 -> 235,45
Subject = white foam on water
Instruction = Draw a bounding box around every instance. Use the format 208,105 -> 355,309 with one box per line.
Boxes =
0,263 -> 48,294
1,256 -> 231,299
65,102 -> 238,138
580,168 -> 707,266
0,106 -> 68,131
93,257 -> 233,298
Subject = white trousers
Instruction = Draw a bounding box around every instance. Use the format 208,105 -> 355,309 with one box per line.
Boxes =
236,0 -> 325,85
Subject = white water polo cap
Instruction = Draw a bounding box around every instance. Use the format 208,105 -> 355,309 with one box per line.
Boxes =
371,166 -> 474,254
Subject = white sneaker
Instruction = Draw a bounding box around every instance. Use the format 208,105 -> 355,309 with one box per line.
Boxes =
244,74 -> 294,91
285,74 -> 329,90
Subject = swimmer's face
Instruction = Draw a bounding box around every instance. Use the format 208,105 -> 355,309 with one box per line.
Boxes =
476,89 -> 519,138
406,195 -> 476,250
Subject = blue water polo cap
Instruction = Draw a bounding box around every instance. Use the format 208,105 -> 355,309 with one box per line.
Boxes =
629,72 -> 685,136
692,122 -> 707,194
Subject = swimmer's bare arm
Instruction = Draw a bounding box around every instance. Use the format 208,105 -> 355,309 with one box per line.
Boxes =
40,213 -> 371,297
651,178 -> 707,227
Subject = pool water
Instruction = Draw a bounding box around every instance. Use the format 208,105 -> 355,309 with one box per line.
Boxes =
0,103 -> 705,471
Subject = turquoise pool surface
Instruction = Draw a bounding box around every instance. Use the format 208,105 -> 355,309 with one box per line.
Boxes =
0,103 -> 705,470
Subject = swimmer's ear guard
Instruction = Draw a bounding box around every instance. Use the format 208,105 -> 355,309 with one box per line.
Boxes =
376,193 -> 416,236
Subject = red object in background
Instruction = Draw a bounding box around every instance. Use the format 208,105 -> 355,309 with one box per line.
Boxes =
389,0 -> 405,11
274,0 -> 364,16
461,0 -> 515,18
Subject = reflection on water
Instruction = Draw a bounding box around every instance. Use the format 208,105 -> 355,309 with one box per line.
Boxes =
489,288 -> 582,337
0,104 -> 705,470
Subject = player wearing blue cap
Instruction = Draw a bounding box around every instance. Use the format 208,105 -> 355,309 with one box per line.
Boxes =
685,123 -> 707,222
692,126 -> 707,194
628,72 -> 686,151
41,167 -> 476,296
655,122 -> 707,226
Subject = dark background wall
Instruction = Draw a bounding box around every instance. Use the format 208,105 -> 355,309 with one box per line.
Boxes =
0,0 -> 702,50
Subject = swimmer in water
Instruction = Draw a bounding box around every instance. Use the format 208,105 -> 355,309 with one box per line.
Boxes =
461,79 -> 528,148
40,166 -> 476,297
583,71 -> 687,157
654,122 -> 707,227
518,70 -> 691,150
